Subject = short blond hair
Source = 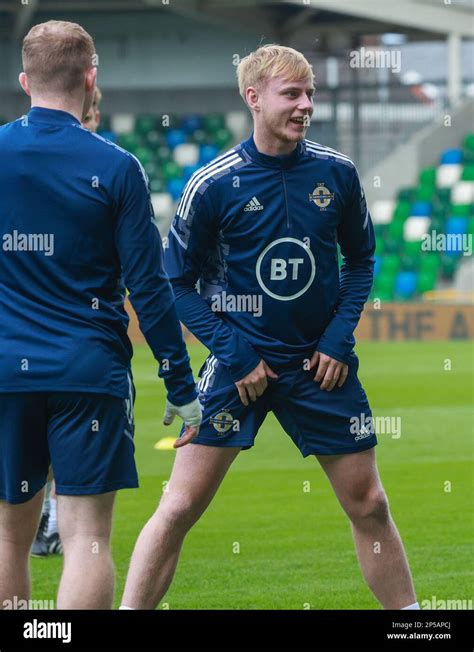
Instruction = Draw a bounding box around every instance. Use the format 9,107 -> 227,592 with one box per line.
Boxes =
22,20 -> 95,95
237,44 -> 314,102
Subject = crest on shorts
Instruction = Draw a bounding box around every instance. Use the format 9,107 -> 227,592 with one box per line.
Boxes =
210,409 -> 234,435
309,182 -> 335,210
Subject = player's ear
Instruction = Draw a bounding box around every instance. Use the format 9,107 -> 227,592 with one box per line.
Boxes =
85,67 -> 97,92
246,86 -> 260,112
19,72 -> 31,97
96,109 -> 101,129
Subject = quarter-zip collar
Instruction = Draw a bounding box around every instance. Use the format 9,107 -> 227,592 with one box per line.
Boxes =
241,133 -> 304,170
26,107 -> 81,127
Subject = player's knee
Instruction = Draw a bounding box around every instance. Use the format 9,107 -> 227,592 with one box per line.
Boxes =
158,496 -> 201,533
347,487 -> 390,524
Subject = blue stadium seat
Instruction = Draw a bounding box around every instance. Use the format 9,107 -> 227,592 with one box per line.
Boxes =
445,216 -> 468,235
166,178 -> 186,200
181,115 -> 203,134
374,255 -> 382,278
395,271 -> 417,299
410,201 -> 432,217
199,144 -> 219,165
440,149 -> 463,165
182,164 -> 201,182
165,129 -> 187,149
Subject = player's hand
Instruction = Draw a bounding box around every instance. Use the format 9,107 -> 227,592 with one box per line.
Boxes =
163,397 -> 202,448
235,360 -> 278,406
309,351 -> 348,391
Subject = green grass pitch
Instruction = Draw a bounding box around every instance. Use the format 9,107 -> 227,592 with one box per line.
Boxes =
32,340 -> 473,609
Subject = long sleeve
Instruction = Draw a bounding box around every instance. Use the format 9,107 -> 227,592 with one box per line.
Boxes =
114,155 -> 197,405
316,167 -> 375,364
164,183 -> 261,382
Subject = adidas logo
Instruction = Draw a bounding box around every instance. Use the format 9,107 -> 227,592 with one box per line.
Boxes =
244,196 -> 264,212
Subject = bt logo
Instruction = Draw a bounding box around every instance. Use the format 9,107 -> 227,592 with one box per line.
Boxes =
256,238 -> 316,301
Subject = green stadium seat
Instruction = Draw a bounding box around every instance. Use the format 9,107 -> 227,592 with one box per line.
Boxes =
462,148 -> 474,165
388,218 -> 405,241
161,161 -> 182,181
415,185 -> 434,202
400,254 -> 419,272
383,237 -> 401,254
214,128 -> 233,149
155,145 -> 172,163
381,254 -> 400,275
397,187 -> 416,203
404,240 -> 422,258
417,271 -> 437,294
463,133 -> 474,151
118,133 -> 141,152
461,165 -> 474,181
191,129 -> 209,145
135,115 -> 157,136
419,167 -> 437,187
372,288 -> 393,301
145,130 -> 165,147
134,147 -> 152,167
420,254 -> 441,274
450,203 -> 471,216
204,114 -> 225,133
374,271 -> 396,296
440,255 -> 457,279
150,178 -> 165,193
392,200 -> 411,221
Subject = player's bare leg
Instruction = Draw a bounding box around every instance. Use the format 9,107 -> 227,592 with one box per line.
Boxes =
0,489 -> 45,606
317,448 -> 417,609
56,492 -> 116,609
122,444 -> 241,610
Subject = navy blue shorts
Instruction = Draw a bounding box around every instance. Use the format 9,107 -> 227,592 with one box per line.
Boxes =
0,386 -> 138,504
184,353 -> 377,457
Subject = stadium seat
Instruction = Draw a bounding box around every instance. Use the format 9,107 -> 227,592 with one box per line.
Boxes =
419,166 -> 437,187
461,165 -> 474,181
135,115 -> 157,136
417,271 -> 437,294
372,200 -> 395,225
165,129 -> 187,149
166,178 -> 186,201
199,144 -> 219,165
410,201 -> 432,217
181,115 -> 203,134
111,114 -> 135,134
173,143 -> 199,167
392,200 -> 411,221
463,133 -> 474,151
440,148 -> 463,165
395,271 -> 417,299
445,216 -> 468,235
404,216 -> 430,241
436,164 -> 462,188
182,164 -> 201,182
451,181 -> 474,205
